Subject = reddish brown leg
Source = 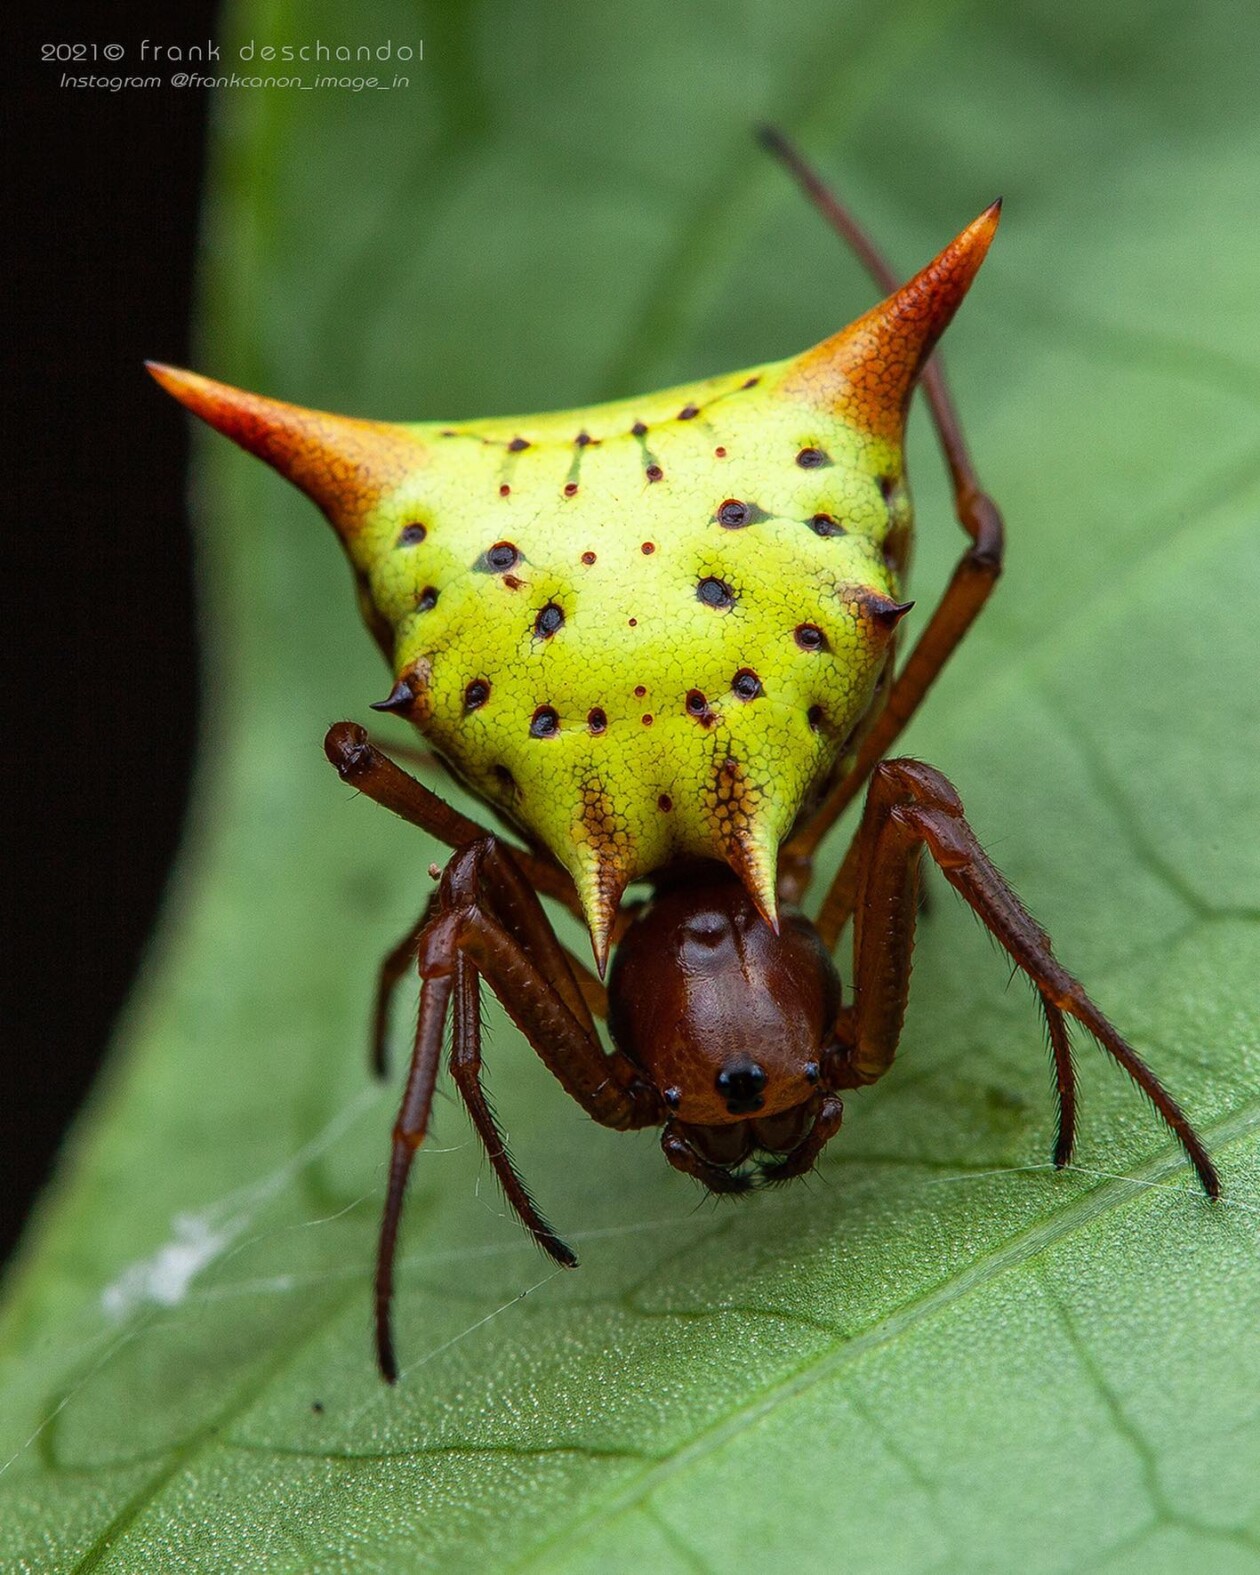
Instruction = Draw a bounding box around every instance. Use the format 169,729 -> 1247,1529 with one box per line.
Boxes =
371,896 -> 439,1080
375,837 -> 657,1382
324,721 -> 581,917
759,130 -> 1006,874
1041,996 -> 1079,1170
372,896 -> 608,1080
827,758 -> 1219,1197
448,952 -> 576,1264
329,720 -> 606,1076
377,969 -> 449,1382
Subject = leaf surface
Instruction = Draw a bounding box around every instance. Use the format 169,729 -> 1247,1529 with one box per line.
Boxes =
4,2 -> 1259,1569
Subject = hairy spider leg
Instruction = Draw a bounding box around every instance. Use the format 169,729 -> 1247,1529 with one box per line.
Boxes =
370,889 -> 608,1080
325,722 -> 606,1075
372,835 -> 658,1381
369,894 -> 439,1080
324,722 -> 579,910
827,758 -> 1219,1197
1041,994 -> 1079,1170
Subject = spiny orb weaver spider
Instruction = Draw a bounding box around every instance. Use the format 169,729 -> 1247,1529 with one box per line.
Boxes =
151,130 -> 1218,1381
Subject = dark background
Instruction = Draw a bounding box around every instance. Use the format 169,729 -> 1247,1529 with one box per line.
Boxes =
4,4 -> 216,1265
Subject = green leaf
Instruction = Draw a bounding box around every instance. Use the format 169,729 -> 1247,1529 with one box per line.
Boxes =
5,1 -> 1258,1568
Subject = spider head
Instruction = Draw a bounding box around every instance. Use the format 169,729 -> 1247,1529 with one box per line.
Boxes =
608,867 -> 843,1148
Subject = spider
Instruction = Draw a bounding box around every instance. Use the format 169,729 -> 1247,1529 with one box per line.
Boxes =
151,129 -> 1218,1382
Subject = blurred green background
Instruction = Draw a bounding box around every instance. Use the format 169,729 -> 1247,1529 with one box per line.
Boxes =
3,0 -> 1258,1569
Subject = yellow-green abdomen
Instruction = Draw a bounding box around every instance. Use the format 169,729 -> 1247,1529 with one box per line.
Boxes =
364,361 -> 909,954
149,200 -> 999,960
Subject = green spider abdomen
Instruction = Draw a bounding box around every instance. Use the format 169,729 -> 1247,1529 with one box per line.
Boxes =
150,201 -> 997,963
366,374 -> 911,951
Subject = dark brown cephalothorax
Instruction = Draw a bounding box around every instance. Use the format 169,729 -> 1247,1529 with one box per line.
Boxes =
609,872 -> 843,1171
161,128 -> 1221,1384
